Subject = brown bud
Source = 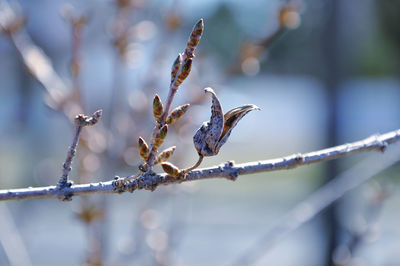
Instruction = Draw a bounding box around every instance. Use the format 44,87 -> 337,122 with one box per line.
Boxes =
152,124 -> 168,150
171,54 -> 182,84
155,146 -> 176,165
161,162 -> 181,178
174,59 -> 192,88
166,104 -> 190,124
185,18 -> 204,58
153,94 -> 163,122
138,137 -> 149,160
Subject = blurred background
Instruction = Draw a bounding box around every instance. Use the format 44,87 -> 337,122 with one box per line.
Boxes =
0,0 -> 400,265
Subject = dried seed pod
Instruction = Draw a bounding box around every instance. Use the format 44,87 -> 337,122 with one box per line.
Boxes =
155,146 -> 176,165
193,87 -> 260,156
216,104 -> 260,151
174,59 -> 192,88
185,19 -> 204,58
138,137 -> 149,160
171,54 -> 182,84
152,124 -> 168,150
161,162 -> 181,178
153,94 -> 163,122
166,104 -> 190,124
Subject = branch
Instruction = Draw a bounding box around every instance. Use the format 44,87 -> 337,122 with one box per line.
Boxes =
0,129 -> 399,201
57,110 -> 102,188
231,137 -> 400,266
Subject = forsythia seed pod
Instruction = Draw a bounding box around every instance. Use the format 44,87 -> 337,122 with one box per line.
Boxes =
185,19 -> 204,58
153,94 -> 163,122
152,124 -> 168,150
171,54 -> 182,84
175,59 -> 192,88
161,162 -> 181,178
155,146 -> 176,165
166,104 -> 190,124
138,137 -> 149,160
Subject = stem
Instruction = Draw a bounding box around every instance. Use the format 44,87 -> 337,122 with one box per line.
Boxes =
1,129 -> 398,201
57,124 -> 83,187
146,55 -> 187,167
182,154 -> 204,173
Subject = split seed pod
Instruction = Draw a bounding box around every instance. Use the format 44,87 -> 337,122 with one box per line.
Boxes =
166,104 -> 190,124
193,87 -> 260,156
152,124 -> 168,150
155,146 -> 176,165
161,162 -> 181,178
153,94 -> 163,122
138,137 -> 149,160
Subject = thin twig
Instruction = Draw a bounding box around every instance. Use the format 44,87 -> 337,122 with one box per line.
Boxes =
57,123 -> 83,187
0,129 -> 399,201
57,110 -> 103,188
231,140 -> 400,266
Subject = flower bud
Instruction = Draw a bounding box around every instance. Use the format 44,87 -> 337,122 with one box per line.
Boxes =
161,162 -> 181,178
155,146 -> 176,165
152,124 -> 168,150
153,94 -> 163,122
166,104 -> 190,124
138,137 -> 149,160
171,54 -> 182,84
185,19 -> 204,58
174,59 -> 192,88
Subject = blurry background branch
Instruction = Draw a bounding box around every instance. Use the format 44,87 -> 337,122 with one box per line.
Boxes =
0,204 -> 32,266
0,0 -> 79,116
0,128 -> 399,201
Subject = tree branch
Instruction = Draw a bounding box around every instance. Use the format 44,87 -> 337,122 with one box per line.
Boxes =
231,136 -> 400,266
0,129 -> 399,201
57,110 -> 102,188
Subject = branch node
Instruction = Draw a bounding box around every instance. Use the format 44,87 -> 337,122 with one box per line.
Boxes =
74,109 -> 103,127
56,181 -> 74,201
112,176 -> 126,193
286,153 -> 304,169
223,160 -> 238,181
372,135 -> 388,153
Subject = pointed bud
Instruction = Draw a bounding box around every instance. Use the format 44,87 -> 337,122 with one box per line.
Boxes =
185,19 -> 204,58
174,59 -> 192,88
166,104 -> 190,124
155,146 -> 176,165
153,94 -> 163,122
152,124 -> 168,150
171,54 -> 182,84
161,162 -> 181,178
138,137 -> 149,160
